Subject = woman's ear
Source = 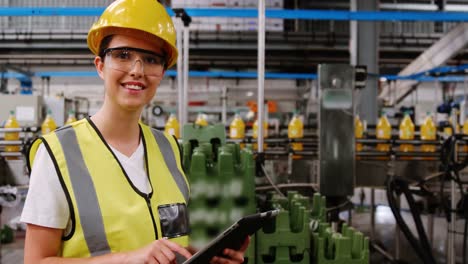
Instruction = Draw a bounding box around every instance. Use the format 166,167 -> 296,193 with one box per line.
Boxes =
94,56 -> 105,80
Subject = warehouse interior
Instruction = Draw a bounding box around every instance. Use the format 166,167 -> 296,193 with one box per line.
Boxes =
2,0 -> 468,263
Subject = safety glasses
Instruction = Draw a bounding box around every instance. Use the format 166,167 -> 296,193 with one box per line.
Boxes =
102,47 -> 166,76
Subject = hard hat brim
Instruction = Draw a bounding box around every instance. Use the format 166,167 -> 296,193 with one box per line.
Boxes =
88,27 -> 178,69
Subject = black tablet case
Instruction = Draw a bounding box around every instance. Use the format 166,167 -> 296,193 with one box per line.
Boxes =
181,209 -> 279,264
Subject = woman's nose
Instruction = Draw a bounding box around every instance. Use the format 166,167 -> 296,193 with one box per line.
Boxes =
129,59 -> 144,76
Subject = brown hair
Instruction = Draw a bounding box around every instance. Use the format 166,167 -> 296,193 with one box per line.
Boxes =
98,35 -> 114,59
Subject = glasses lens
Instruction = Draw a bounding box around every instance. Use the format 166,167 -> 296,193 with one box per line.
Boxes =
106,48 -> 165,76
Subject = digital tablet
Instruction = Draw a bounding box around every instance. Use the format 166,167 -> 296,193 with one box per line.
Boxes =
182,209 -> 280,264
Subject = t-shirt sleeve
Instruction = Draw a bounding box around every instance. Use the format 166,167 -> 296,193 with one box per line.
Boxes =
20,143 -> 70,229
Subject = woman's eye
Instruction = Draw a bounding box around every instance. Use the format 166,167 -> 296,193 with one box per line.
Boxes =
145,56 -> 159,65
116,51 -> 131,60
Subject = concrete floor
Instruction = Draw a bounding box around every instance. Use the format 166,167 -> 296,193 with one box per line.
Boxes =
1,231 -> 24,264
0,207 -> 465,264
351,206 -> 451,264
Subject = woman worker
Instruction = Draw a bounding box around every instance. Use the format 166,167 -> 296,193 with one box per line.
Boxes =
21,0 -> 249,263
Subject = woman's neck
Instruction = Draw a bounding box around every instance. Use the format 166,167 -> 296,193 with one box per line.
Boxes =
90,105 -> 142,157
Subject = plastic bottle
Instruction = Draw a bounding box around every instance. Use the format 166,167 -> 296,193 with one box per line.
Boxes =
463,118 -> 468,152
4,110 -> 20,158
165,112 -> 180,138
65,110 -> 77,125
41,109 -> 57,135
443,114 -> 459,137
399,112 -> 415,153
421,112 -> 436,153
442,116 -> 452,137
253,118 -> 268,150
376,111 -> 391,153
195,112 -> 208,127
229,111 -> 245,139
288,110 -> 304,158
443,117 -> 459,136
463,118 -> 468,135
355,115 -> 364,152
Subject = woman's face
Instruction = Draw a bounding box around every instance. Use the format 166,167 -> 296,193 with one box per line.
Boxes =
94,34 -> 165,113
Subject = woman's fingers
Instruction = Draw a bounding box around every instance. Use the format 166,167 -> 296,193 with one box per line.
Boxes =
239,236 -> 251,252
159,239 -> 193,260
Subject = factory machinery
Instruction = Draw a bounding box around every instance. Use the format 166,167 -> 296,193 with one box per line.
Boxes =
0,94 -> 87,247
1,64 -> 467,263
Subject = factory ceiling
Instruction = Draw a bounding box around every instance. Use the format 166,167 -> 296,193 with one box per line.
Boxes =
0,0 -> 468,76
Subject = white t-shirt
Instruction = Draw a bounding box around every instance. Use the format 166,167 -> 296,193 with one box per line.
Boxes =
20,141 -> 149,229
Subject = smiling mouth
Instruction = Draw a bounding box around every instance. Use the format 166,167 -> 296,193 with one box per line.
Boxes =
124,84 -> 145,91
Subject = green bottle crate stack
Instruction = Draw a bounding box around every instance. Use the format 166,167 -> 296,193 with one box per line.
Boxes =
256,192 -> 324,263
182,124 -> 368,264
312,223 -> 369,264
258,192 -> 368,264
182,124 -> 257,261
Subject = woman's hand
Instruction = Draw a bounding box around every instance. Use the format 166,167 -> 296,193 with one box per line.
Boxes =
123,239 -> 192,264
24,223 -> 192,264
209,236 -> 250,264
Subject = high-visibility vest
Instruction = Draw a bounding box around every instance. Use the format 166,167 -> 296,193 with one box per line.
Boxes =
28,118 -> 190,257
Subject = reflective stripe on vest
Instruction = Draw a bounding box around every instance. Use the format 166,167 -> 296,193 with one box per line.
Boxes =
150,129 -> 189,203
57,128 -> 111,256
41,120 -> 190,256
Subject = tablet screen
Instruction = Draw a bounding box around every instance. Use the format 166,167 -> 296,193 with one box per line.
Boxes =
183,209 -> 280,264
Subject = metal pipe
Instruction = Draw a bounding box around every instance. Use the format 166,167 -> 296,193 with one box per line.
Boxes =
183,25 -> 190,126
371,241 -> 396,262
46,76 -> 50,96
435,81 -> 439,123
356,151 -> 439,157
176,19 -> 184,135
41,76 -> 45,96
0,152 -> 23,157
395,195 -> 401,259
226,137 -> 318,144
294,0 -> 299,32
255,183 -> 317,192
0,128 -> 24,132
0,127 -> 39,133
357,138 -> 440,145
463,76 -> 468,124
3,7 -> 468,21
350,0 -> 357,66
0,140 -> 23,145
261,150 -> 317,156
359,156 -> 439,161
370,188 -> 375,238
222,86 -> 227,124
449,172 -> 456,264
449,141 -> 457,264
257,0 -> 265,153
427,212 -> 434,247
348,207 -> 352,226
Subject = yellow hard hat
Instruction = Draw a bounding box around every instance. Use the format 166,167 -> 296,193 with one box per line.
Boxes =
87,0 -> 178,68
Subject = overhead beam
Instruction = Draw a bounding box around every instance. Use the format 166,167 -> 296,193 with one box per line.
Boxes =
1,8 -> 468,21
378,23 -> 468,105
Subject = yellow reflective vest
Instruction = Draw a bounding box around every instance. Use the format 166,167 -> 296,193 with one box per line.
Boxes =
28,118 -> 190,257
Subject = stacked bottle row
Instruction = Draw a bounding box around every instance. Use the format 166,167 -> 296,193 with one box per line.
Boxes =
355,112 -> 468,153
3,109 -> 77,157
3,110 -> 21,158
164,111 -> 304,152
